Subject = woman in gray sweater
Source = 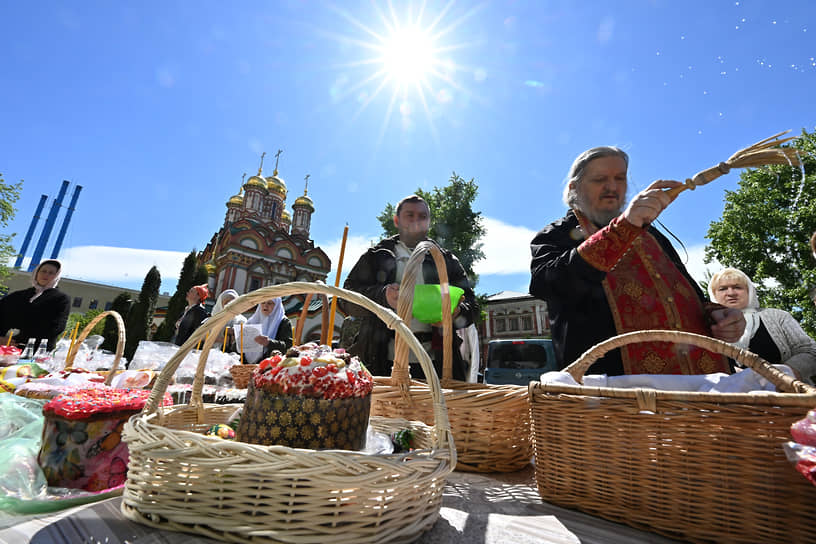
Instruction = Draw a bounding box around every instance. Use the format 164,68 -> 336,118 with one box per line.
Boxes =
709,267 -> 816,384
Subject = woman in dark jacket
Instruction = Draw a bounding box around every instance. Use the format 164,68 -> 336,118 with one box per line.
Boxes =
174,284 -> 210,346
0,259 -> 70,350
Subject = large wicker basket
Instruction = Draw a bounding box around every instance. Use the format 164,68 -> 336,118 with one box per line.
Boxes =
370,241 -> 531,473
529,329 -> 816,544
121,282 -> 456,544
64,310 -> 126,386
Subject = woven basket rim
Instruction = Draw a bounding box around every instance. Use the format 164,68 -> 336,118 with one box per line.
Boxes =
532,329 -> 816,403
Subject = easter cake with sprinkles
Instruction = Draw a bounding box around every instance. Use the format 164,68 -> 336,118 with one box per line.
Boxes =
236,343 -> 373,450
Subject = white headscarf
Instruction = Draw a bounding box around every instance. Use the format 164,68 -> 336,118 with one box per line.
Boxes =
246,297 -> 285,340
30,259 -> 62,302
211,289 -> 247,327
708,267 -> 760,349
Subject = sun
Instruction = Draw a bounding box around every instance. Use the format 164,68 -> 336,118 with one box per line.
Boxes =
379,25 -> 438,88
326,1 -> 480,143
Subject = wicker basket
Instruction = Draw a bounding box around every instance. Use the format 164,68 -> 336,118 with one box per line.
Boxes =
529,329 -> 816,544
64,310 -> 126,386
370,241 -> 532,473
228,363 -> 257,388
121,282 -> 456,544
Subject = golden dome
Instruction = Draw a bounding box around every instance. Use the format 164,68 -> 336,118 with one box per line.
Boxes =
294,193 -> 314,212
227,193 -> 243,207
245,174 -> 268,191
267,174 -> 287,196
281,209 -> 291,222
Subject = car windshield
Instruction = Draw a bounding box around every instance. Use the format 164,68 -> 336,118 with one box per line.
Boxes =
488,342 -> 550,369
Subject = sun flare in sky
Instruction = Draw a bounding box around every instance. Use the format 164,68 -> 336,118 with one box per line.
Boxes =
380,25 -> 437,88
328,1 -> 480,144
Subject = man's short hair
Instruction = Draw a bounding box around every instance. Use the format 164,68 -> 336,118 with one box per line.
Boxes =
562,146 -> 629,209
395,194 -> 430,217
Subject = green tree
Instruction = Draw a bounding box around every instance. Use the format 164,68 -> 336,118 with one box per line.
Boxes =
101,292 -> 132,352
154,251 -> 199,341
705,129 -> 816,335
376,172 -> 486,280
0,173 -> 23,289
65,309 -> 106,341
124,266 -> 161,360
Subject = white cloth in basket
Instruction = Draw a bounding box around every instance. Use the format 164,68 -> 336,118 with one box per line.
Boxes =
541,364 -> 796,393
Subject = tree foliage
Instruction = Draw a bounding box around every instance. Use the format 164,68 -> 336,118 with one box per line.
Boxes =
124,266 -> 161,360
65,309 -> 106,341
0,173 -> 23,289
706,129 -> 816,335
101,292 -> 133,352
376,172 -> 486,281
154,251 -> 200,341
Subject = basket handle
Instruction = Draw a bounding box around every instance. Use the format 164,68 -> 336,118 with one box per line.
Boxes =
564,329 -> 814,394
64,310 -> 125,386
392,241 -> 454,385
142,282 -> 454,449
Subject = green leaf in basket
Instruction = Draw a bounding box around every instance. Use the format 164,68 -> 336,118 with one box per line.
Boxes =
412,284 -> 465,324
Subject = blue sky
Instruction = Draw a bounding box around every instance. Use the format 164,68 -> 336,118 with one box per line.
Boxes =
1,1 -> 814,297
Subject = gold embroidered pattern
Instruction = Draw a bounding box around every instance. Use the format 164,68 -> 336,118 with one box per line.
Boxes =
641,352 -> 667,373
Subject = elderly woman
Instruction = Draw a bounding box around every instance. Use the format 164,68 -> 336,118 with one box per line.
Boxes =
709,267 -> 816,384
210,289 -> 247,352
174,284 -> 210,346
0,259 -> 70,350
246,297 -> 292,362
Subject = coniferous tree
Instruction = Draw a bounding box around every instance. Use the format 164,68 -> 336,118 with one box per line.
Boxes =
154,251 -> 199,341
101,292 -> 132,352
124,266 -> 161,360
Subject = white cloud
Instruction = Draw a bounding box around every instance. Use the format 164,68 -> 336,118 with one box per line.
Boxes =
474,216 -> 537,275
13,246 -> 189,292
681,243 -> 721,285
322,234 -> 376,286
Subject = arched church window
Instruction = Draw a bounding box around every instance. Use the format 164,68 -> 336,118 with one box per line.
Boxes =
240,237 -> 259,250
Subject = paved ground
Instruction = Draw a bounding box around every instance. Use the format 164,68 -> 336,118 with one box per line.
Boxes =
1,465 -> 685,544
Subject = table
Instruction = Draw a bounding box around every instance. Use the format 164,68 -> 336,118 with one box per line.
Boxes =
0,465 -> 684,544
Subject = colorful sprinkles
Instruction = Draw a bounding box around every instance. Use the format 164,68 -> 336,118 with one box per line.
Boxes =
253,343 -> 373,400
44,388 -> 173,419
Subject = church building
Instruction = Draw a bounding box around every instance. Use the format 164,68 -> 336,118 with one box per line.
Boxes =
198,152 -> 331,298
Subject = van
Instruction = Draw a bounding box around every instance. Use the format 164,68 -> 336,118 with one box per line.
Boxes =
483,338 -> 558,385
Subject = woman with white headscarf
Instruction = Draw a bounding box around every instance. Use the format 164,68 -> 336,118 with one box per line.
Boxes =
246,297 -> 293,360
0,259 -> 70,350
709,267 -> 816,384
210,289 -> 247,353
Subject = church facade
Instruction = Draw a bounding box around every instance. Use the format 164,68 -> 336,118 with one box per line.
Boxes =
198,154 -> 331,298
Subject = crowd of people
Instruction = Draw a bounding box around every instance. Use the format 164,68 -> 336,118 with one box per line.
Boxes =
2,150 -> 815,385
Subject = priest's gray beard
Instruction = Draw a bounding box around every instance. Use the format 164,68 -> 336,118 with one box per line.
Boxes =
574,196 -> 624,228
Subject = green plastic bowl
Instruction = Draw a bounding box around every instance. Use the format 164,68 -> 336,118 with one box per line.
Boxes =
412,284 -> 465,324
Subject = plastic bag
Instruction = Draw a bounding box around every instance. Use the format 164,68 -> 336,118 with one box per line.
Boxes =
0,395 -> 125,517
129,340 -> 179,371
0,394 -> 48,505
784,408 -> 816,486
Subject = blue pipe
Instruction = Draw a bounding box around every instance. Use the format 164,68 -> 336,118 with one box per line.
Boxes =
13,194 -> 47,269
28,180 -> 69,272
50,184 -> 82,260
